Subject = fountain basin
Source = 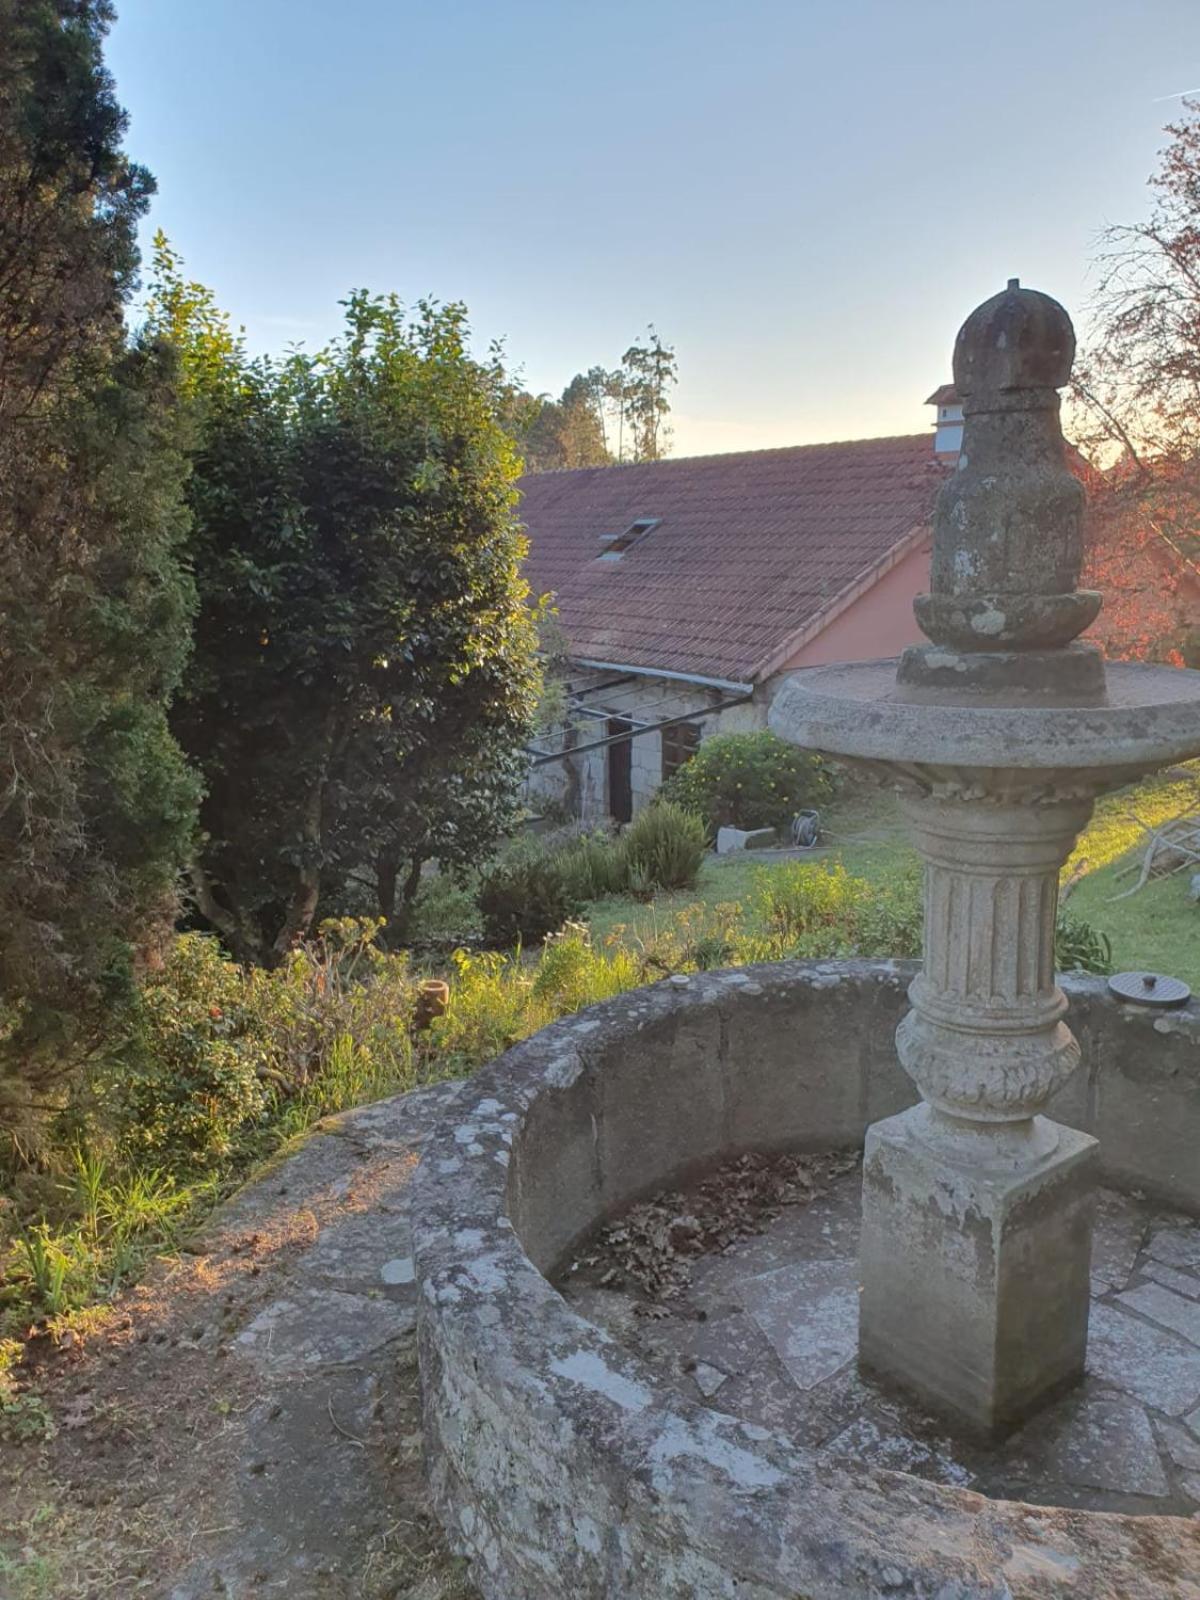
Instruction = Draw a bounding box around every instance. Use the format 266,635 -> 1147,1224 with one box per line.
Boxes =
412,962 -> 1200,1599
768,658 -> 1200,784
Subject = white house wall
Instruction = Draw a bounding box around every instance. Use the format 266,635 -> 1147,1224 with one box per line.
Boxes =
526,668 -> 768,823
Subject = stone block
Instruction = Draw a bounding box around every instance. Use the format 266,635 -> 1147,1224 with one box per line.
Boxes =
715,825 -> 776,854
722,973 -> 866,1151
592,997 -> 726,1212
859,1105 -> 1098,1437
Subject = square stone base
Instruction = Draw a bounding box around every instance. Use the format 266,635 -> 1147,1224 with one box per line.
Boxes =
859,1106 -> 1098,1438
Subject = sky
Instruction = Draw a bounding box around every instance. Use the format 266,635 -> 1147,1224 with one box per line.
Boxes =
107,0 -> 1200,458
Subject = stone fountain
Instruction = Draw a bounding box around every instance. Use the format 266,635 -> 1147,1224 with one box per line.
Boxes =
768,279 -> 1200,1437
411,281 -> 1200,1598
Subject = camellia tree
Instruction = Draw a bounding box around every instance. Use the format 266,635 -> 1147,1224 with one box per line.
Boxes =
0,2 -> 199,1111
150,246 -> 541,963
1072,101 -> 1200,665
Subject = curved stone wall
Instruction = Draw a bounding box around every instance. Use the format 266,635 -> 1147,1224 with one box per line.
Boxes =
412,961 -> 1200,1598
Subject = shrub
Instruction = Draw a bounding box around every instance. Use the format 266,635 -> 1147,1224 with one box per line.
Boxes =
621,802 -> 707,895
855,869 -> 925,959
478,856 -> 581,948
426,930 -> 640,1071
557,829 -> 628,902
1055,912 -> 1114,975
752,860 -> 866,948
408,873 -> 483,947
660,731 -> 833,836
111,935 -> 271,1170
748,860 -> 923,960
531,923 -> 640,1011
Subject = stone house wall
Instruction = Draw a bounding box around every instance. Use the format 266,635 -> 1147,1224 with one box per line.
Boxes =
525,668 -> 770,824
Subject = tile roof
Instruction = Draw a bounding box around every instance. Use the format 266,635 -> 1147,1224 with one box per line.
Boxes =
517,433 -> 950,685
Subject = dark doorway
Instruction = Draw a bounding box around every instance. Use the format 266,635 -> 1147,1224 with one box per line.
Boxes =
607,717 -> 633,824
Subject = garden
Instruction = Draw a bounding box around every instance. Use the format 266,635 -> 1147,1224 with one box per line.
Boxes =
4,725 -> 1194,1370
3,11 -> 1200,1593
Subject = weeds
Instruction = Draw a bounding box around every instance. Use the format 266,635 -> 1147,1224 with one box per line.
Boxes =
0,874 -> 1114,1337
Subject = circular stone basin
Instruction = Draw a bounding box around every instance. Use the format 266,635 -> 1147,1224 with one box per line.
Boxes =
411,961 -> 1200,1599
768,658 -> 1200,778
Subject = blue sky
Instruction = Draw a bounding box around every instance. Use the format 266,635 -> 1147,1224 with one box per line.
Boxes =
108,0 -> 1200,456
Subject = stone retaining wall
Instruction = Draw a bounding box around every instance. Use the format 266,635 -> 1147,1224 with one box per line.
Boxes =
412,961 -> 1200,1598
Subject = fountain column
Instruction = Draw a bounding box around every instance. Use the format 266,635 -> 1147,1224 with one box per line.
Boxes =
860,283 -> 1106,1435
770,279 -> 1200,1437
859,791 -> 1099,1434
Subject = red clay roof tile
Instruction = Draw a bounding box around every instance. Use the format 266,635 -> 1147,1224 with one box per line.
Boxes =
518,434 -> 949,683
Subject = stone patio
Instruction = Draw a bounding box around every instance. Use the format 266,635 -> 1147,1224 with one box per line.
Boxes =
559,1165 -> 1200,1516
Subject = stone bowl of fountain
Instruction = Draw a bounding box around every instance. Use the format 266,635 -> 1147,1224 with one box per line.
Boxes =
411,285 -> 1200,1598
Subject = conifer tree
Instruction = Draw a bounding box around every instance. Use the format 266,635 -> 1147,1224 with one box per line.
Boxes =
0,2 -> 199,1106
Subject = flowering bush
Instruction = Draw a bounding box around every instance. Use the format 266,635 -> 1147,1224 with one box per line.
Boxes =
659,731 -> 834,836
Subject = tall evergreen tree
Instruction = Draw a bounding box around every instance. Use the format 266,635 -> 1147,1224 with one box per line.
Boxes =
620,326 -> 677,462
0,2 -> 199,1108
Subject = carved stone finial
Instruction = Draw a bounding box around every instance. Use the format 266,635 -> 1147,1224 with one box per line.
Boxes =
953,278 -> 1075,400
900,281 -> 1104,699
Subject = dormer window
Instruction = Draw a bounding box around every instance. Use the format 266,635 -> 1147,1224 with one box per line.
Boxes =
597,517 -> 661,560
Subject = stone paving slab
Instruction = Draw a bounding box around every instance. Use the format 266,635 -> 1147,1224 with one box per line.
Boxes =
162,1078 -> 471,1599
1086,1301 -> 1200,1418
821,1414 -> 974,1487
1089,1188 -> 1147,1292
1118,1281 -> 1200,1347
561,1167 -> 1200,1517
1148,1225 -> 1200,1272
1003,1392 -> 1169,1499
738,1257 -> 860,1390
1142,1259 -> 1200,1300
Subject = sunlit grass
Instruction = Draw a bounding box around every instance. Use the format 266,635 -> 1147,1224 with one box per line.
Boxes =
1063,763 -> 1199,879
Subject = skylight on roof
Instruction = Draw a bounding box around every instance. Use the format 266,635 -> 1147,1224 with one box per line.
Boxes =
597,517 -> 661,560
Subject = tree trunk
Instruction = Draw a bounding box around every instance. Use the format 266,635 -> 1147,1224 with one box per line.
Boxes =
187,864 -> 261,965
378,850 -> 424,942
376,852 -> 399,924
270,704 -> 340,962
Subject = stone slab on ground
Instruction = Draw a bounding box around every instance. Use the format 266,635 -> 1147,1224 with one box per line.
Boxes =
165,1081 -> 468,1599
738,1257 -> 860,1390
0,1077 -> 475,1600
715,824 -> 777,853
560,1164 -> 1200,1518
1086,1301 -> 1200,1417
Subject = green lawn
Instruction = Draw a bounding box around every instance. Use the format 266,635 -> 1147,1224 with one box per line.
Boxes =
583,770 -> 1200,990
584,787 -> 917,947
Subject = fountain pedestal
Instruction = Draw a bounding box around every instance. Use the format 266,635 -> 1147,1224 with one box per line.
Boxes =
860,1108 -> 1096,1434
862,787 -> 1099,1433
769,280 -> 1200,1438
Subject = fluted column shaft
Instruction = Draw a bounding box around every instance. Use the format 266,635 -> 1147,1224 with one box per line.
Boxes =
896,792 -> 1094,1140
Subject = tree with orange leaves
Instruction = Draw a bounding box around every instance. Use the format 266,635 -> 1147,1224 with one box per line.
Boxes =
1072,102 -> 1200,666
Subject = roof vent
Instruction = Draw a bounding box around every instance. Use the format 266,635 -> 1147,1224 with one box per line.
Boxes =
597,517 -> 661,560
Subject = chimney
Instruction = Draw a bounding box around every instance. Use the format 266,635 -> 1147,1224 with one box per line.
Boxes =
925,383 -> 963,457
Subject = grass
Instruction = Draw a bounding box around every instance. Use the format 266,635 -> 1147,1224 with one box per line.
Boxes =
584,787 -> 915,947
1063,764 -> 1200,988
583,769 -> 1200,989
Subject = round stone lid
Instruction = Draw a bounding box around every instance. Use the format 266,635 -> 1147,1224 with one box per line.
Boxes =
1108,971 -> 1192,1008
953,278 -> 1075,397
768,658 -> 1200,775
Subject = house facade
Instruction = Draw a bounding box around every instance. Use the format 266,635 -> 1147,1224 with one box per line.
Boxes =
520,401 -> 957,822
